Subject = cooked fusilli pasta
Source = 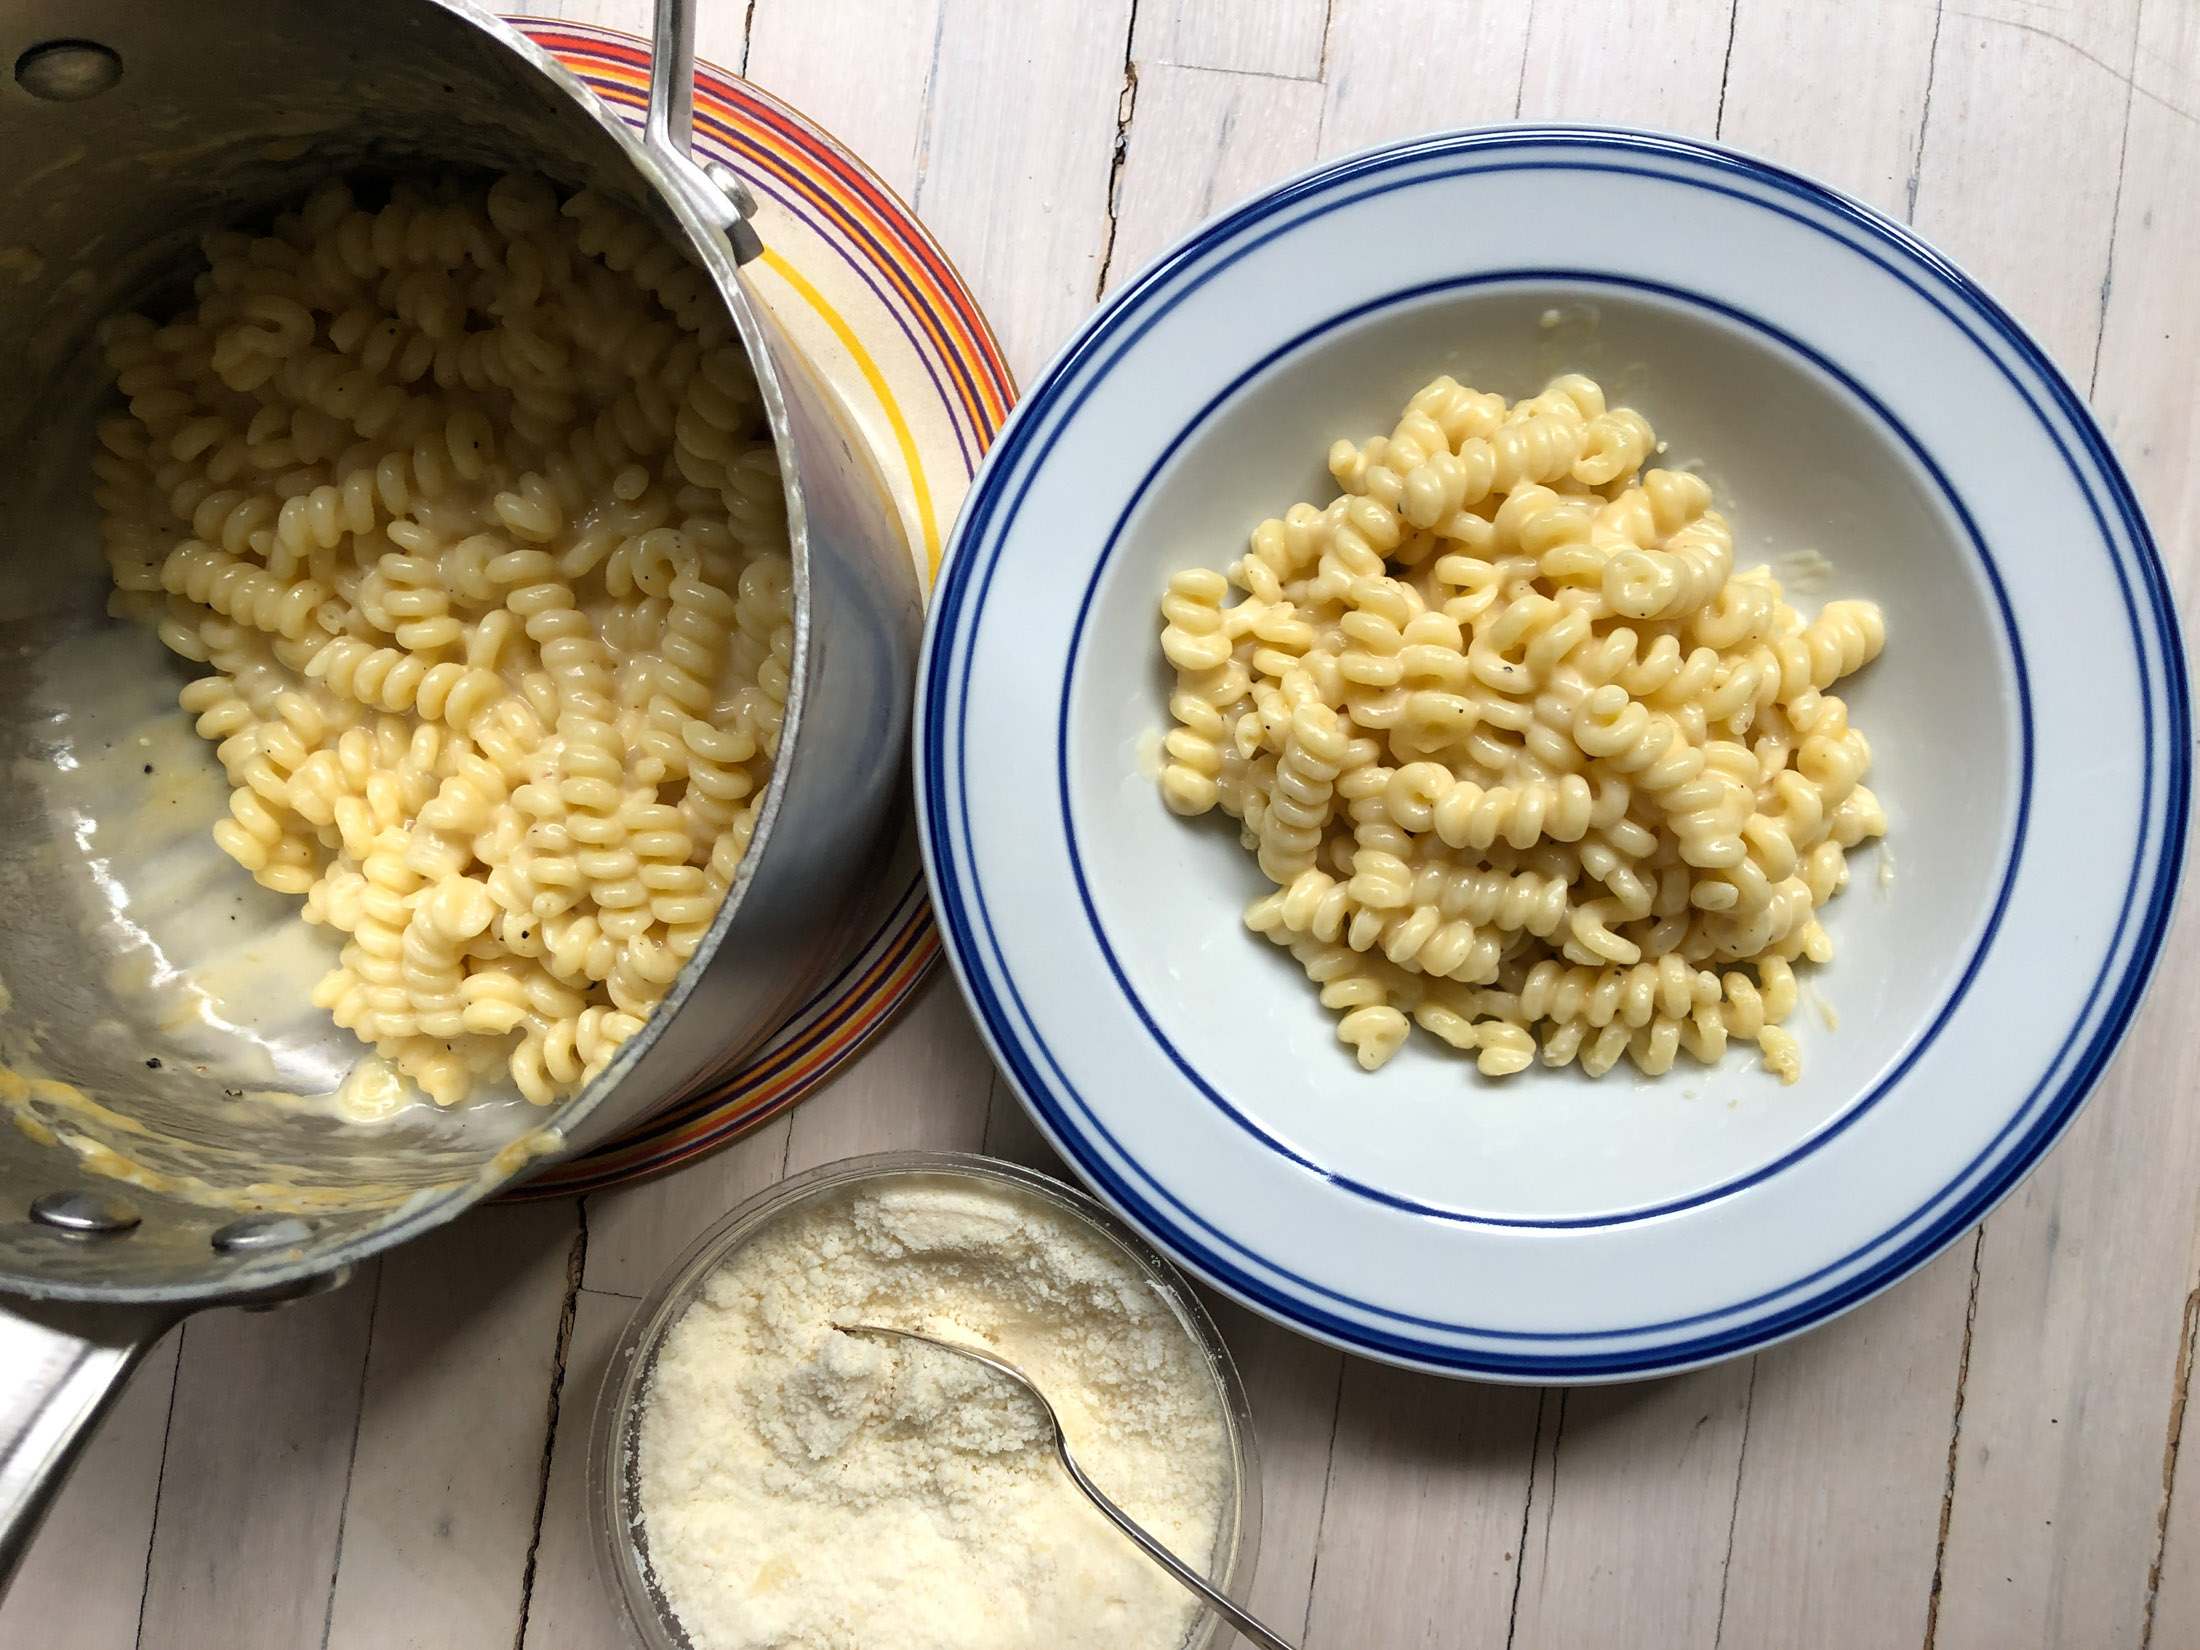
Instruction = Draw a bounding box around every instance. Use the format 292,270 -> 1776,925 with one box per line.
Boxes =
96,172 -> 794,1109
1158,372 -> 1888,1084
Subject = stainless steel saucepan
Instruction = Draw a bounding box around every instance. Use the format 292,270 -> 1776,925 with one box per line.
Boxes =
0,0 -> 919,1587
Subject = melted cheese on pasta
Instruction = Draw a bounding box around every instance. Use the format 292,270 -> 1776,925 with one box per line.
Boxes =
1158,372 -> 1887,1084
93,172 -> 794,1107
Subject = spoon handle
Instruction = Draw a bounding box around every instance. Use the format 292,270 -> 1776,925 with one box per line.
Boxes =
1053,1438 -> 1298,1650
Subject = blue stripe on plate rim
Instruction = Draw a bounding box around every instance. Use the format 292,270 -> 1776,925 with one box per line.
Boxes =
1059,268 -> 2033,1231
916,127 -> 2191,1377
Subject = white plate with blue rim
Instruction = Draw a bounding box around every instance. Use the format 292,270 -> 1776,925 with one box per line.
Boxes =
915,127 -> 2190,1381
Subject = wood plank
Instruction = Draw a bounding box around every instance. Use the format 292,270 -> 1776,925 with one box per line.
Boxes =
743,0 -> 943,199
1301,1361 -> 1539,1649
782,969 -> 998,1169
0,1329 -> 181,1650
1515,0 -> 1738,134
1135,0 -> 1332,81
1719,0 -> 1940,212
978,1070 -> 1063,1174
517,1290 -> 635,1650
1510,1362 -> 1755,1649
752,0 -> 1134,380
897,0 -> 1137,383
692,0 -> 753,74
138,1273 -> 380,1650
1901,4 -> 2194,1647
1101,62 -> 1325,294
322,1203 -> 582,1650
1907,0 -> 2143,374
1317,0 -> 1534,157
585,980 -> 997,1304
2151,1282 -> 2200,1644
1717,1241 -> 1976,1650
581,1117 -> 791,1299
1199,1296 -> 1343,1641
583,978 -> 995,1305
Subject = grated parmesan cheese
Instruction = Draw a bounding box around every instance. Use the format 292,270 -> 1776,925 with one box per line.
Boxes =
637,1176 -> 1232,1650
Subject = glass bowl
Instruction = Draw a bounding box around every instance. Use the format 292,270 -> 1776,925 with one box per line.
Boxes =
586,1150 -> 1264,1649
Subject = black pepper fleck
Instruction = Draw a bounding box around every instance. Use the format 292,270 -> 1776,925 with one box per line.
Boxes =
145,1057 -> 161,1069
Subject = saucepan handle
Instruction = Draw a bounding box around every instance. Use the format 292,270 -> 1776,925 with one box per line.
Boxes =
642,0 -> 764,265
0,1297 -> 180,1598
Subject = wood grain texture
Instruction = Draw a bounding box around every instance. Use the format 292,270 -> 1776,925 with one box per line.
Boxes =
137,1275 -> 380,1650
582,1117 -> 790,1298
2094,28 -> 2200,1645
1907,0 -> 2141,376
518,1290 -> 636,1650
1135,0 -> 1333,81
780,971 -> 997,1168
1718,1243 -> 1976,1650
0,1329 -> 179,1650
588,977 -> 996,1301
322,1204 -> 582,1650
745,0 -> 938,198
1719,0 -> 1940,212
1102,62 -> 1325,293
899,0 -> 1136,381
1301,1362 -> 1539,1649
1511,1363 -> 1755,1649
1202,1297 -> 1344,1641
1516,0 -> 1738,132
1317,0 -> 1534,155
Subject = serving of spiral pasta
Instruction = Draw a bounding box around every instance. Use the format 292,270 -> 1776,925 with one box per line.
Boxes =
91,171 -> 794,1110
1155,372 -> 1888,1086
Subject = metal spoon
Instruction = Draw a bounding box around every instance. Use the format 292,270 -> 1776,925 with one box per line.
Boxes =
837,1323 -> 1297,1650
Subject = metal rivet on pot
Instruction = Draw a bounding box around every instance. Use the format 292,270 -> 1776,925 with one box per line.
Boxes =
702,160 -> 758,221
14,40 -> 123,102
210,1213 -> 313,1253
29,1190 -> 141,1234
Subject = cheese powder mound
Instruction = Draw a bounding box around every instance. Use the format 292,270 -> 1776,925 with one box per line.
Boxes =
636,1177 -> 1233,1650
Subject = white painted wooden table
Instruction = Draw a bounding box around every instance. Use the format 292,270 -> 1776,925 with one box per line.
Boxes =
8,1 -> 2200,1645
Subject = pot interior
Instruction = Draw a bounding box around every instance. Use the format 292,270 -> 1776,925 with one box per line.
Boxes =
0,0 -> 725,1297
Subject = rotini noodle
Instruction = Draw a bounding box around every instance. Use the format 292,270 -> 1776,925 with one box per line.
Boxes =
1157,372 -> 1889,1084
96,171 -> 796,1110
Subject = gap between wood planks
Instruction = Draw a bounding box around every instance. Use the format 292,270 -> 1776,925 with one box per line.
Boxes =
1711,1362 -> 1761,1646
130,1336 -> 186,1650
2086,11 -> 2145,403
1905,0 -> 1947,222
316,1272 -> 383,1650
1922,1231 -> 1985,1650
1503,1390 -> 1553,1650
510,1204 -> 589,1650
2141,1284 -> 2200,1648
1091,0 -> 1142,301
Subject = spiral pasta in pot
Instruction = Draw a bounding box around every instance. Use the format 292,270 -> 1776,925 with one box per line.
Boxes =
1162,372 -> 1888,1084
94,172 -> 796,1109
